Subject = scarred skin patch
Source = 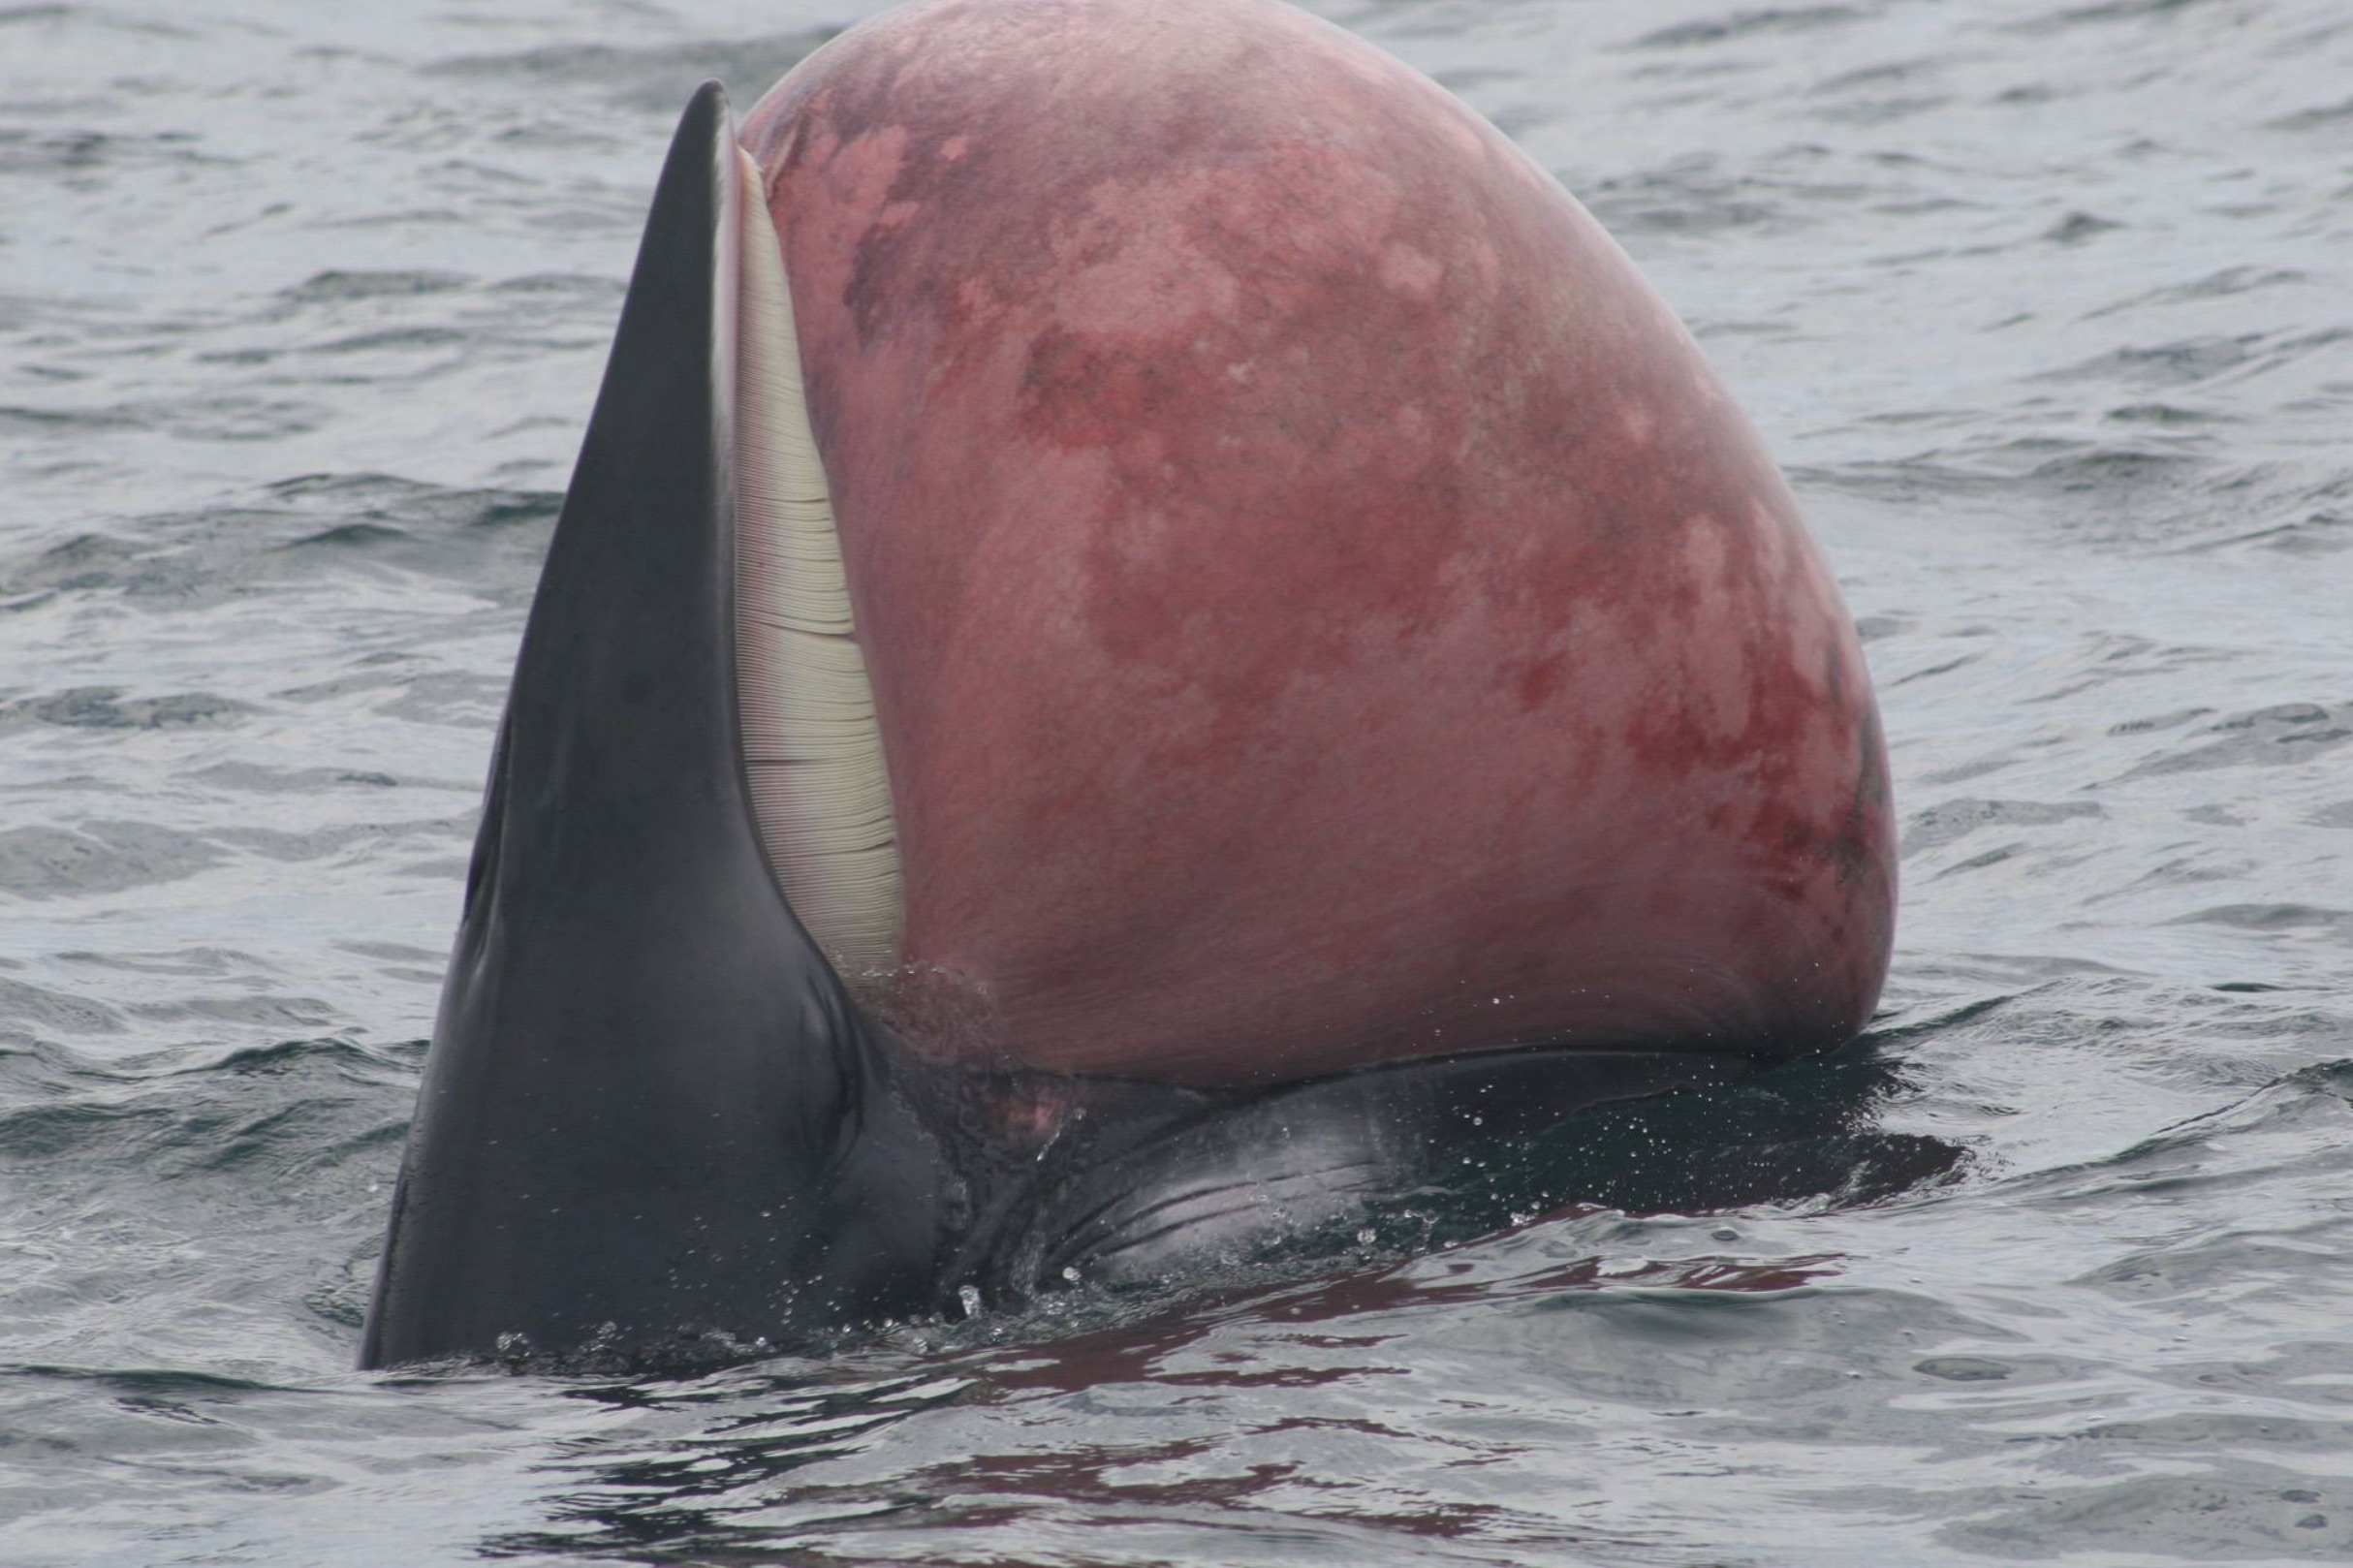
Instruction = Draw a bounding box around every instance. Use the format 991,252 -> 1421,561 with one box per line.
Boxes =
739,0 -> 1897,1084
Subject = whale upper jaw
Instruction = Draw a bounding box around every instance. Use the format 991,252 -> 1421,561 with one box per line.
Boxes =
357,83 -> 946,1370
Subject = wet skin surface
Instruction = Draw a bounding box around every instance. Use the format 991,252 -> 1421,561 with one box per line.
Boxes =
740,0 -> 1896,1082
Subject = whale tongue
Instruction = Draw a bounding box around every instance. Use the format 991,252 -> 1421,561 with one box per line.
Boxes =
360,82 -> 944,1369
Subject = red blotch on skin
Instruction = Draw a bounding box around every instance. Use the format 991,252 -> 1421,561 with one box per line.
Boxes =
740,0 -> 1897,1084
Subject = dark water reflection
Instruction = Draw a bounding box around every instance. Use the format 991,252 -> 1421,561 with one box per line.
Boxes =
488,1050 -> 1961,1561
495,1246 -> 1865,1562
1467,1038 -> 1970,1219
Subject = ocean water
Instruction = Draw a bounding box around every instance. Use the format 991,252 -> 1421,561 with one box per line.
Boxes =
2,0 -> 2349,1561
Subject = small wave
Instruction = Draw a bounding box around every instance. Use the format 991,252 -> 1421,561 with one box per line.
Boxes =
183,763 -> 404,795
1941,1469 -> 2353,1560
2026,445 -> 2205,493
476,1364 -> 970,1559
1581,155 -> 1791,235
0,976 -> 128,1040
209,815 -> 475,866
0,1364 -> 304,1396
2269,94 -> 2353,132
2118,703 -> 2349,778
277,271 -> 467,306
2047,334 -> 2261,387
1632,7 -> 1866,50
2008,0 -> 2220,36
2187,508 -> 2353,557
1900,797 -> 2104,859
2012,1059 -> 2353,1207
0,822 -> 226,901
2165,903 -> 2353,935
2085,266 -> 2310,320
187,1035 -> 425,1079
486,271 -> 626,299
0,1033 -> 416,1165
2104,401 -> 2240,425
2043,209 -> 2126,243
276,521 -> 411,550
422,32 -> 836,112
0,476 -> 560,607
0,127 -> 223,176
0,686 -> 249,732
304,326 -> 471,357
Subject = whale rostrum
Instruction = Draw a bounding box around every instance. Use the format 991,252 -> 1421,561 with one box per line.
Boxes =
361,85 -> 946,1367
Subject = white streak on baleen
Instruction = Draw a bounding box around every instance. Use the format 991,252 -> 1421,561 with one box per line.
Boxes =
733,148 -> 904,982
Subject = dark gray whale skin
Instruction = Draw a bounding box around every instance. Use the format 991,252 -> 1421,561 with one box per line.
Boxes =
357,85 -> 1748,1370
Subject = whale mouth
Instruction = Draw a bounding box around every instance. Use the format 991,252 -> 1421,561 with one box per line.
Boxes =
358,73 -> 1875,1371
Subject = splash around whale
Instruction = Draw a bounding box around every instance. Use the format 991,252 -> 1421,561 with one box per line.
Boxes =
359,0 -> 1896,1370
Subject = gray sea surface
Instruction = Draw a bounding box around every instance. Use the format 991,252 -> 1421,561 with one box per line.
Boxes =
3,0 -> 2350,1562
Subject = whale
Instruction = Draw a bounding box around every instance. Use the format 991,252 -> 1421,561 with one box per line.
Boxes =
360,0 -> 1896,1369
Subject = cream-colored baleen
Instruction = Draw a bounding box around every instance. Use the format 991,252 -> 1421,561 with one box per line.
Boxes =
732,149 -> 903,979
